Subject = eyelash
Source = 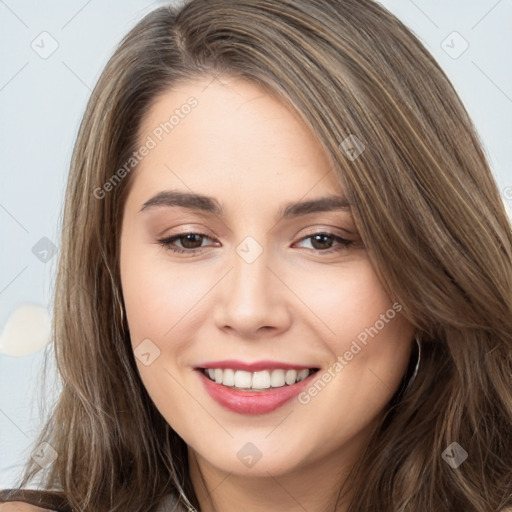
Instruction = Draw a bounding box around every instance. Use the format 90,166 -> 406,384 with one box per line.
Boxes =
157,231 -> 354,255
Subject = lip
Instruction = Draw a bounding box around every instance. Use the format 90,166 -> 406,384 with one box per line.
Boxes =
195,360 -> 314,372
195,367 -> 319,415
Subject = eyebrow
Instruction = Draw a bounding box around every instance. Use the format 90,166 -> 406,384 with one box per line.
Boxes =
139,190 -> 351,219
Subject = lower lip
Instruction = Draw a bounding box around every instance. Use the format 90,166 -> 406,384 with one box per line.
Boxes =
196,369 -> 317,415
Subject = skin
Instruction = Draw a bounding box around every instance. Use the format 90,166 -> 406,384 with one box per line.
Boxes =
119,75 -> 415,512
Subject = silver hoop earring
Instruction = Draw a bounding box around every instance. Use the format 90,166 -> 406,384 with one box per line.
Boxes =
404,336 -> 421,394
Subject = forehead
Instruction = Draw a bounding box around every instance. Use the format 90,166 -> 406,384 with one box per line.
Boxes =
128,75 -> 343,205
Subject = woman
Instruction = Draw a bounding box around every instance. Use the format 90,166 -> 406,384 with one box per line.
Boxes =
1,0 -> 511,511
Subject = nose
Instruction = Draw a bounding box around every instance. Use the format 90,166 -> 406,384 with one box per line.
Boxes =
213,244 -> 292,339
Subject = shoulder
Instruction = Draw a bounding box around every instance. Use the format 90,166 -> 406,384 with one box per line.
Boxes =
0,503 -> 53,511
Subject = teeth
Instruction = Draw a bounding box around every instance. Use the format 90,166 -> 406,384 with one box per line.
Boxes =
252,371 -> 271,389
202,368 -> 315,390
270,369 -> 285,387
285,369 -> 297,385
222,368 -> 235,386
296,369 -> 309,382
234,370 -> 252,389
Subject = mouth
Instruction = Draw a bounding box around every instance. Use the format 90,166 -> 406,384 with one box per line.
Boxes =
194,362 -> 320,415
198,366 -> 320,391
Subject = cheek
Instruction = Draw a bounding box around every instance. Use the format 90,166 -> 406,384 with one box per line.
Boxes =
289,259 -> 413,401
120,244 -> 215,344
119,243 -> 209,418
287,258 -> 405,348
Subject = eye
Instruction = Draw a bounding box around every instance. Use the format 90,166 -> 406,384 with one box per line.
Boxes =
157,231 -> 354,255
157,232 -> 216,254
294,232 -> 353,254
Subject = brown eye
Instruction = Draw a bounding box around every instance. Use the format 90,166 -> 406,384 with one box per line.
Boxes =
179,233 -> 206,249
309,234 -> 336,250
157,232 -> 215,254
295,232 -> 353,253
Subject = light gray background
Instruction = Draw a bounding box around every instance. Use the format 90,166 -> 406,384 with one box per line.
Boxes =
1,0 -> 511,489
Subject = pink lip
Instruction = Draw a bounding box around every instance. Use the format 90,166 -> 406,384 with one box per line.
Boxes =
196,360 -> 314,372
196,368 -> 318,415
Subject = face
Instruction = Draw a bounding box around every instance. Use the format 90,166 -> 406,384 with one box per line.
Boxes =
120,75 -> 414,479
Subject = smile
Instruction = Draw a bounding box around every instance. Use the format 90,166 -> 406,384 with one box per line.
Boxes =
201,367 -> 317,391
194,362 -> 320,415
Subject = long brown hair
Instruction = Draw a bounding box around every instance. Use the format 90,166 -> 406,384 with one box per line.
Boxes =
13,0 -> 512,510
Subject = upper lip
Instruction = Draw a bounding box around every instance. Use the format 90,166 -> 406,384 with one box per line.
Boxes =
195,360 -> 318,372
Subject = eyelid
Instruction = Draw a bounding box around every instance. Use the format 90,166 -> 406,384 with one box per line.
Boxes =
296,225 -> 355,239
292,232 -> 354,252
159,231 -> 217,253
157,228 -> 356,255
290,223 -> 357,245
